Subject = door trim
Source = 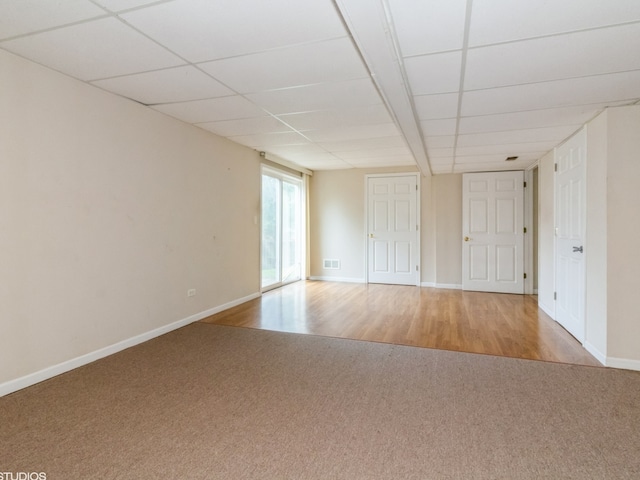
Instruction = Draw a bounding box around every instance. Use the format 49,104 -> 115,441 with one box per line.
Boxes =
364,172 -> 421,286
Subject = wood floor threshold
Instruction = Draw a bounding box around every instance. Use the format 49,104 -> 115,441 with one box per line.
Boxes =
201,280 -> 601,367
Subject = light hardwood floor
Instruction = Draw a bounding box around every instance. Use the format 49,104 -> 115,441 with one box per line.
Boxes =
202,280 -> 601,366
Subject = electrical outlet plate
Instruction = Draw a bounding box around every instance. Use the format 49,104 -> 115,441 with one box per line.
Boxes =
187,289 -> 196,297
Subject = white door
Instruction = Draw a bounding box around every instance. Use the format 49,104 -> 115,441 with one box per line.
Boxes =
555,128 -> 586,342
462,171 -> 524,294
367,174 -> 419,286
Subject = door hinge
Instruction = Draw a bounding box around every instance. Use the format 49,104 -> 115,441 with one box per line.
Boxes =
416,265 -> 419,271
416,224 -> 419,231
554,291 -> 557,300
416,184 -> 418,191
524,181 -> 527,188
524,273 -> 527,279
523,227 -> 527,234
554,163 -> 558,172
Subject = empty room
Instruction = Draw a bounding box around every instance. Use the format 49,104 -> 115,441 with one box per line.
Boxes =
1,0 -> 640,478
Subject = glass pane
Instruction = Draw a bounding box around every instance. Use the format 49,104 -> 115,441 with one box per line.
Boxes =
282,180 -> 301,284
261,175 -> 280,288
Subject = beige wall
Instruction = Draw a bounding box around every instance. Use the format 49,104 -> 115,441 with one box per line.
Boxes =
0,50 -> 261,387
537,150 -> 555,316
433,174 -> 462,286
585,112 -> 608,357
605,106 -> 640,363
309,169 -> 459,286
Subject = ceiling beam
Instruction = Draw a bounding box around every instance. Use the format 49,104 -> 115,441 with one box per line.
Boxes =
333,0 -> 432,176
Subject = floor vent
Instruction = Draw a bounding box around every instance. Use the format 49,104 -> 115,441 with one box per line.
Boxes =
323,259 -> 340,269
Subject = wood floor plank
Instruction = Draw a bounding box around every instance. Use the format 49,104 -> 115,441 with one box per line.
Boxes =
201,280 -> 601,366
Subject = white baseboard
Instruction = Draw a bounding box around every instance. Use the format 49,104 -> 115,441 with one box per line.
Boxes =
420,282 -> 436,288
0,292 -> 261,397
583,341 -> 606,366
435,283 -> 462,290
308,276 -> 365,283
606,356 -> 640,371
538,301 -> 555,320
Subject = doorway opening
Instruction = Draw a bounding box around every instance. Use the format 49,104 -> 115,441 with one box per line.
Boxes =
261,166 -> 304,291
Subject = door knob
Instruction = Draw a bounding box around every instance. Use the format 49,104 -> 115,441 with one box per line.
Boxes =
369,233 -> 374,238
572,246 -> 583,253
464,236 -> 470,242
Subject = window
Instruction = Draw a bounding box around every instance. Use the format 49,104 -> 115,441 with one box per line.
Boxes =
261,166 -> 304,290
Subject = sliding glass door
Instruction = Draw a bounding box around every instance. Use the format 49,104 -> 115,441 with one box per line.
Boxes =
261,167 -> 303,291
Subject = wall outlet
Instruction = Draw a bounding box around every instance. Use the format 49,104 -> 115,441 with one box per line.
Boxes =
187,289 -> 196,297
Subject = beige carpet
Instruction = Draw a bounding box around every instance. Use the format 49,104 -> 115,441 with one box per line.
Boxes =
1,323 -> 639,479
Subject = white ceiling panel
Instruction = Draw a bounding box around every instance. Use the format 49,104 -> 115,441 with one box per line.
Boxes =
425,136 -> 456,148
122,0 -> 346,63
455,141 -> 556,156
91,66 -> 234,105
346,156 -> 415,167
456,126 -> 580,148
277,104 -> 391,131
458,104 -> 616,135
335,146 -> 412,160
267,144 -> 327,158
414,93 -> 460,120
198,38 -> 367,94
198,116 -> 292,137
93,0 -> 163,12
152,96 -> 266,124
465,23 -> 640,90
318,136 -> 408,152
245,78 -> 381,115
428,148 -> 455,158
0,0 -> 104,40
388,0 -> 467,56
430,157 -> 455,165
404,51 -> 462,95
420,119 -> 457,137
304,123 -> 399,143
0,17 -> 184,81
462,70 -> 640,117
228,131 -> 309,148
470,0 -> 640,47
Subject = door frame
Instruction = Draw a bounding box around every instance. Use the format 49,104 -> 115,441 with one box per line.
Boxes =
364,172 -> 421,286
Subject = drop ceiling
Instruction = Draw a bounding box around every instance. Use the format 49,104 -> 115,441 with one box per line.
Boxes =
2,0 -> 640,174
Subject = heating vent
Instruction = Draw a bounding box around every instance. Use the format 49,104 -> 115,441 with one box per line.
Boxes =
323,259 -> 341,270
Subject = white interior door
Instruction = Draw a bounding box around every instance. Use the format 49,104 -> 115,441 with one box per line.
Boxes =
555,128 -> 586,342
367,174 -> 419,286
462,171 -> 524,294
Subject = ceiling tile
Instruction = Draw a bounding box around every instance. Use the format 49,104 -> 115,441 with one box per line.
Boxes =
245,78 -> 381,115
455,141 -> 556,156
462,70 -> 640,117
454,153 -> 546,164
0,17 -> 184,81
346,156 -> 415,167
414,93 -> 459,120
228,131 -> 309,148
318,136 -> 408,152
458,104 -> 615,134
277,104 -> 391,131
198,116 -> 292,137
267,144 -> 327,158
304,123 -> 399,143
122,0 -> 346,63
151,96 -> 266,124
430,157 -> 455,165
91,66 -> 234,105
425,136 -> 456,148
465,23 -> 640,90
469,0 -> 640,46
388,0 -> 467,55
428,148 -> 455,158
456,126 -> 580,147
198,37 -> 367,94
93,0 -> 162,12
420,118 -> 457,136
335,146 -> 412,160
404,51 -> 462,95
0,0 -> 104,40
